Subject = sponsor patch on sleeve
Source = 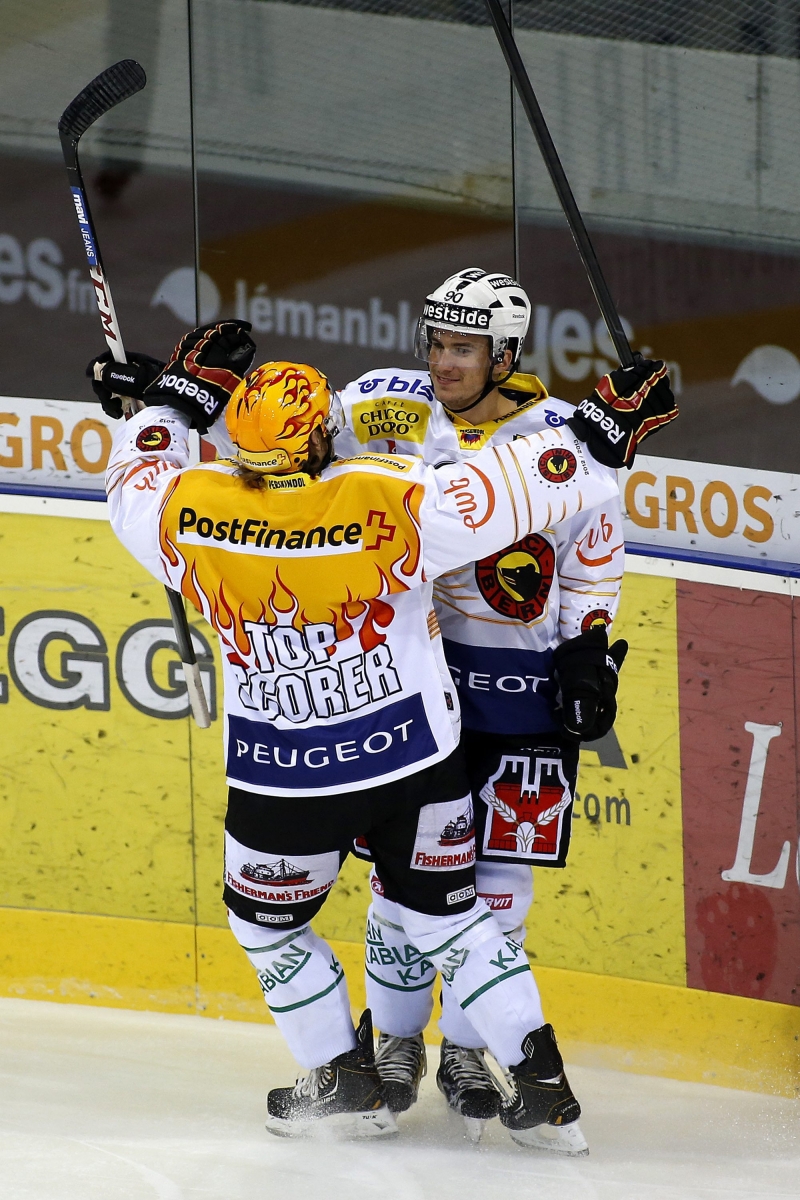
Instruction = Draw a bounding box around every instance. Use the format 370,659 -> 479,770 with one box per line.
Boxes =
136,425 -> 172,452
580,608 -> 612,632
537,447 -> 576,483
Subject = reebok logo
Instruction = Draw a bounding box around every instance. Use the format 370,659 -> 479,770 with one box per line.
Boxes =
160,373 -> 216,416
576,397 -> 626,445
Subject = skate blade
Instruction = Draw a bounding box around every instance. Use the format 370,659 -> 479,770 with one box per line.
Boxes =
266,1104 -> 398,1140
509,1119 -> 589,1156
463,1116 -> 486,1143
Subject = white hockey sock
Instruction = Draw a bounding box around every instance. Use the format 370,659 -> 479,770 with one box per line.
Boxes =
364,889 -> 437,1037
227,911 -> 356,1069
439,921 -> 527,1048
398,901 -> 545,1070
440,853 -> 532,1050
438,987 -> 486,1050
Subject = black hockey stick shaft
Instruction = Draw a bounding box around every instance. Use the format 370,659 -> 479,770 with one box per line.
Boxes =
483,0 -> 635,369
59,61 -> 146,369
58,61 -> 211,728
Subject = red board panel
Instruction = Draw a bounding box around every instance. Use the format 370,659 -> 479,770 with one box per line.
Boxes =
677,582 -> 800,1005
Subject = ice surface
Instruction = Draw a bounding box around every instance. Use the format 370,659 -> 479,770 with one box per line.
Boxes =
0,997 -> 797,1199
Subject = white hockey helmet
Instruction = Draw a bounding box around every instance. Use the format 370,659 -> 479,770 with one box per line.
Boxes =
414,268 -> 531,370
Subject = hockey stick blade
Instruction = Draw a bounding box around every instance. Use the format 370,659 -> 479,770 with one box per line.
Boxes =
59,60 -> 147,143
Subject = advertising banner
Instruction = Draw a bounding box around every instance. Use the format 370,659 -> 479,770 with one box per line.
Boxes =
678,582 -> 800,1007
0,397 -> 114,493
0,396 -> 199,495
622,454 -> 800,569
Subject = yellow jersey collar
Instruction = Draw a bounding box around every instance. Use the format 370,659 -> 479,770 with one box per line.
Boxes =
445,373 -> 549,449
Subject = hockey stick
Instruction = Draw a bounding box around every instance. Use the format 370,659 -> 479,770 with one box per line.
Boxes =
482,0 -> 635,369
59,61 -> 211,728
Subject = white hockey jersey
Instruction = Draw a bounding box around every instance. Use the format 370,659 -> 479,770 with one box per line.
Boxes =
336,368 -> 624,736
107,406 -> 619,796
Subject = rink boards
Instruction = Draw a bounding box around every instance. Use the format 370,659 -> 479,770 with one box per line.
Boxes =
0,498 -> 798,1098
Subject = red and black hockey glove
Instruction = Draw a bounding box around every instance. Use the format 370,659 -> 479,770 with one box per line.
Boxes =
143,320 -> 256,433
567,357 -> 677,469
86,350 -> 166,420
553,627 -> 628,742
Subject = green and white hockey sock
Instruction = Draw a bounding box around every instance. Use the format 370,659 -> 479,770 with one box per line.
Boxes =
364,891 -> 437,1037
228,912 -> 356,1068
397,900 -> 545,1070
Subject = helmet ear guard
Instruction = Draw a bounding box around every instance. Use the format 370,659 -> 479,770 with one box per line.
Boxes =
324,390 -> 346,440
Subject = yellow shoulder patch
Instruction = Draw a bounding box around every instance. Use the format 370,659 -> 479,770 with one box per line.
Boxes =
501,371 -> 549,401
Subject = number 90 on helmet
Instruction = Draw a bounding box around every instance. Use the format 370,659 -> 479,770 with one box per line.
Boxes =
414,268 -> 531,370
225,361 -> 345,474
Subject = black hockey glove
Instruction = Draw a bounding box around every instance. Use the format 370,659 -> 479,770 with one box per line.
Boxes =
86,351 -> 166,420
553,627 -> 628,743
142,320 -> 257,433
567,357 -> 677,470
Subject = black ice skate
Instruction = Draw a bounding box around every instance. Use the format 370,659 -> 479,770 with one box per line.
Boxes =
436,1038 -> 504,1142
266,1010 -> 397,1139
374,1032 -> 427,1113
500,1023 -> 588,1155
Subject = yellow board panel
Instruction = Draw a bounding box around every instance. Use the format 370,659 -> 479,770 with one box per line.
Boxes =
0,513 -> 684,981
530,572 -> 686,986
537,961 -> 800,1098
0,905 -> 196,1013
311,855 -> 373,945
0,513 -> 199,922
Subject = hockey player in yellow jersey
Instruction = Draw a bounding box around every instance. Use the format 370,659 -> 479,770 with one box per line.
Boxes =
334,269 -> 676,1148
96,315 -> 676,1144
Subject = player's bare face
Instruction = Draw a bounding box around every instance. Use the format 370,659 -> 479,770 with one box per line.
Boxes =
428,331 -> 493,411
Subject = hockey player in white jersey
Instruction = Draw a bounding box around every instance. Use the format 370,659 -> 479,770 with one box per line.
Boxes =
334,269 -> 675,1149
93,319 -> 674,1142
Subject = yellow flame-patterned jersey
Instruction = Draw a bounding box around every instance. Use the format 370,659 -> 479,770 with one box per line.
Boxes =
107,405 -> 618,796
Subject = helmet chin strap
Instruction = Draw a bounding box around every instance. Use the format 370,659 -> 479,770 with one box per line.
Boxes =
441,358 -> 516,417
